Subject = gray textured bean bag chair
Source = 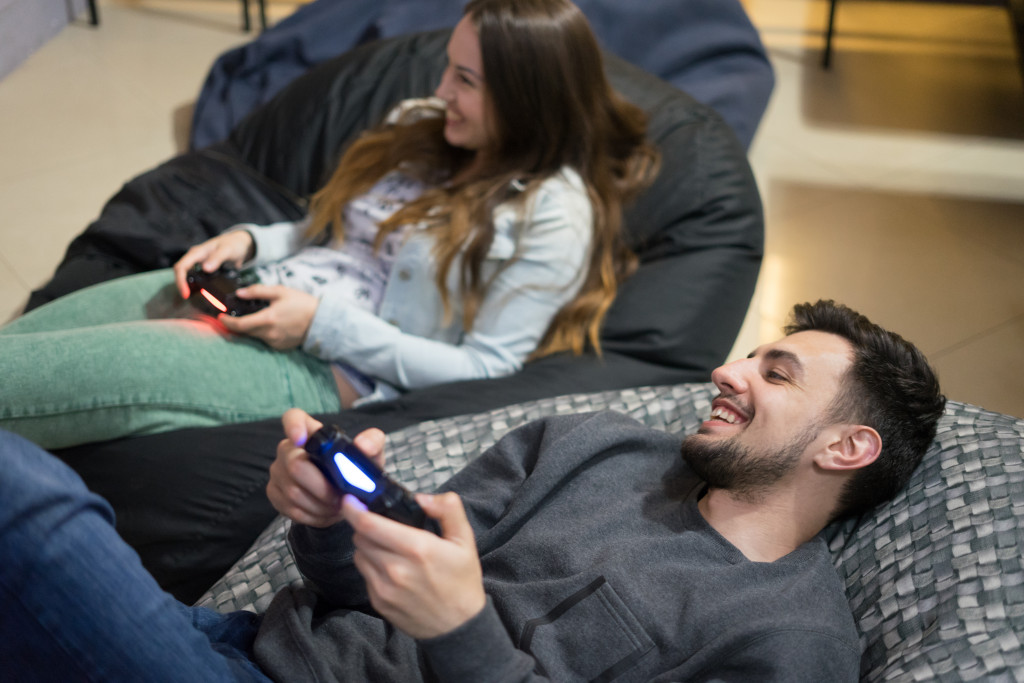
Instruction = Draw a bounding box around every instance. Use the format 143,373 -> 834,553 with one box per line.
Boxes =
199,384 -> 1024,681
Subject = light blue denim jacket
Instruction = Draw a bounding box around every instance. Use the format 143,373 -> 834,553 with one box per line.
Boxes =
242,166 -> 592,404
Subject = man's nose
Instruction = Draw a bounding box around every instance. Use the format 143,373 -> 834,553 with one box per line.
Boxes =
711,358 -> 752,395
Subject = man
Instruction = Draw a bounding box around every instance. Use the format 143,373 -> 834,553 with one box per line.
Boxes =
0,300 -> 944,681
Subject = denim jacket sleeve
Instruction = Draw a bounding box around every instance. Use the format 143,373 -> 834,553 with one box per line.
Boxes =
231,216 -> 313,265
302,167 -> 592,395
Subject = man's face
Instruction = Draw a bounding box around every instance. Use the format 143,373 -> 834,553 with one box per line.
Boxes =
681,331 -> 854,497
681,422 -> 821,498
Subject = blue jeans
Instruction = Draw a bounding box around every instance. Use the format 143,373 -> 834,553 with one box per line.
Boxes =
0,429 -> 272,681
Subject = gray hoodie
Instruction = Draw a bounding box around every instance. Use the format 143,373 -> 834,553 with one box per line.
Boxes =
253,411 -> 860,682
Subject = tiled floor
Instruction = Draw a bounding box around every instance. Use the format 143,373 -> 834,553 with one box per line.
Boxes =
737,0 -> 1024,418
0,0 -> 1022,417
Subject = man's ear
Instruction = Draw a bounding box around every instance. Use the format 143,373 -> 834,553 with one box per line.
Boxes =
815,426 -> 881,471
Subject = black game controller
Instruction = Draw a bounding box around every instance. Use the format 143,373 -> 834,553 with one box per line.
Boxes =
304,424 -> 440,534
185,264 -> 269,317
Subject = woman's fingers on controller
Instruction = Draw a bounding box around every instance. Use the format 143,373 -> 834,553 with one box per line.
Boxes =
175,270 -> 191,299
204,237 -> 249,271
174,243 -> 216,297
235,283 -> 277,301
202,231 -> 253,271
201,246 -> 233,273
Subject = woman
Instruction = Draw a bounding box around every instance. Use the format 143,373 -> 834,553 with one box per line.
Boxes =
0,0 -> 659,450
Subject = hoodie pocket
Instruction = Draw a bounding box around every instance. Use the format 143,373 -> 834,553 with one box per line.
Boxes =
519,576 -> 654,682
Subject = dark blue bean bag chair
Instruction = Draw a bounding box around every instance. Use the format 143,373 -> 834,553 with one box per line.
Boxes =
189,0 -> 774,150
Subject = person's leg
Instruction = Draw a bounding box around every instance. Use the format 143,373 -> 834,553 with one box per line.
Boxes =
0,269 -> 187,335
0,429 -> 271,682
0,317 -> 341,449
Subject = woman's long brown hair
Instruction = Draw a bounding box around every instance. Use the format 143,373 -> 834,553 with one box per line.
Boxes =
307,0 -> 659,357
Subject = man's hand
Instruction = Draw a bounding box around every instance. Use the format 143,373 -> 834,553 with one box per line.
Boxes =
342,492 -> 487,640
219,285 -> 319,350
267,408 -> 387,528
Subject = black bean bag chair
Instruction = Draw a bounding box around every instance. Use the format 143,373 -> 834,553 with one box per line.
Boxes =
41,29 -> 763,603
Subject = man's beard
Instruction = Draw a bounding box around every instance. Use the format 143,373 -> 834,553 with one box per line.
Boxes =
680,424 -> 821,501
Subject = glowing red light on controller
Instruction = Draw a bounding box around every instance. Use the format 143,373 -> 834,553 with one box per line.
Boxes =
200,289 -> 228,313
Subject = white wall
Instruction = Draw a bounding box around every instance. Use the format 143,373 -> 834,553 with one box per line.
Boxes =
0,0 -> 89,81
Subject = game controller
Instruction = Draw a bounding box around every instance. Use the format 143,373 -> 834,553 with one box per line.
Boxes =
185,264 -> 269,317
304,424 -> 440,534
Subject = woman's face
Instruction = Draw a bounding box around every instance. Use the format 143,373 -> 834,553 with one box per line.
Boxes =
435,16 -> 495,155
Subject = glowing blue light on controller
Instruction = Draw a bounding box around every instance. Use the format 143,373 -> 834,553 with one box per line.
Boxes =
334,454 -> 377,493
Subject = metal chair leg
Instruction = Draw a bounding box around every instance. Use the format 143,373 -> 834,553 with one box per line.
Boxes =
1007,0 -> 1024,87
241,0 -> 252,32
87,0 -> 99,26
823,0 -> 838,69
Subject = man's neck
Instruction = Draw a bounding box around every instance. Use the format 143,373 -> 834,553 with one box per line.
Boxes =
697,489 -> 827,563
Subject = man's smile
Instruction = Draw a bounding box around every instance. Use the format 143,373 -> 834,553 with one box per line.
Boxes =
710,406 -> 742,424
701,397 -> 751,432
708,397 -> 749,423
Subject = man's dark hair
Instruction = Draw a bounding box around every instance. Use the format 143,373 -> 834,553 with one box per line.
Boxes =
785,300 -> 946,520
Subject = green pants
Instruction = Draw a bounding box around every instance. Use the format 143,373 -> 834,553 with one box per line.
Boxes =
0,270 -> 341,449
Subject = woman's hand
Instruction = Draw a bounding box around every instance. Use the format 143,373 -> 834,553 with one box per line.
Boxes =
341,491 -> 487,640
267,408 -> 387,528
219,285 -> 319,350
173,230 -> 256,299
